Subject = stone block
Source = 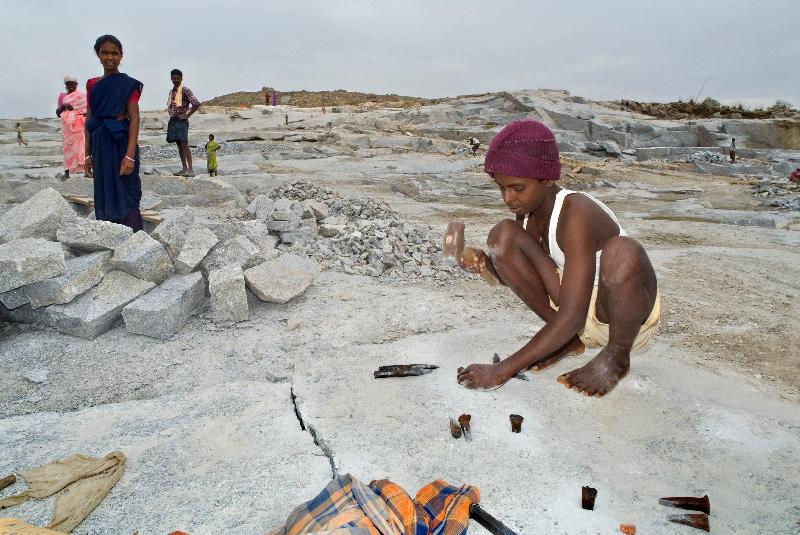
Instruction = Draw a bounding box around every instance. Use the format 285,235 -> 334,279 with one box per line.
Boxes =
280,227 -> 317,244
0,239 -> 66,293
208,265 -> 248,323
247,195 -> 276,219
266,218 -> 300,232
244,258 -> 314,304
300,217 -> 318,232
25,250 -> 111,308
201,235 -> 264,273
271,209 -> 296,221
123,272 -> 206,339
303,200 -> 329,221
47,270 -> 155,339
111,231 -> 174,284
0,302 -> 51,326
174,225 -> 219,274
56,217 -> 133,251
0,287 -> 30,310
319,224 -> 344,237
235,220 -> 280,254
151,208 -> 195,258
0,187 -> 71,242
277,253 -> 322,278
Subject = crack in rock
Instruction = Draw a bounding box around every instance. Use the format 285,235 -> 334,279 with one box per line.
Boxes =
290,385 -> 337,478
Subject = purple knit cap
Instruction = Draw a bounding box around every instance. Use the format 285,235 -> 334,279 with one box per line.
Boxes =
484,119 -> 561,180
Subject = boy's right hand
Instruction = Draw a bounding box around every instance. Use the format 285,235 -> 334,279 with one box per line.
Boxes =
459,247 -> 487,274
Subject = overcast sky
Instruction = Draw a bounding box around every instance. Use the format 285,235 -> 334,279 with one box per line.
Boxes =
2,0 -> 798,118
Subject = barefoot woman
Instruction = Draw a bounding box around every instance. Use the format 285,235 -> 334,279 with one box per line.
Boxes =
457,120 -> 660,397
84,35 -> 144,231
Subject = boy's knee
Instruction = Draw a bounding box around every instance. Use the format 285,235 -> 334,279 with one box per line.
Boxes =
599,236 -> 644,286
487,218 -> 521,261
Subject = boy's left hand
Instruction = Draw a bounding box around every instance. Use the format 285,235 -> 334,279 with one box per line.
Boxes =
457,363 -> 508,390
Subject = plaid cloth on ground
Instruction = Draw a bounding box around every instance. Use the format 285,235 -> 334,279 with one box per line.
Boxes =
266,474 -> 479,535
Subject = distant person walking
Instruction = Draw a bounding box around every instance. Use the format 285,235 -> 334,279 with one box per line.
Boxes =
84,34 -> 144,232
205,134 -> 220,176
285,114 -> 289,126
16,123 -> 28,146
729,138 -> 736,163
56,76 -> 87,179
166,68 -> 201,177
467,136 -> 481,155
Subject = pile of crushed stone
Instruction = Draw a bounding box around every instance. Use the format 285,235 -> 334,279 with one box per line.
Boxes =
270,181 -> 476,282
688,151 -> 726,163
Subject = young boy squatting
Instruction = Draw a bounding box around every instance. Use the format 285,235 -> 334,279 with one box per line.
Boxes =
456,120 -> 661,396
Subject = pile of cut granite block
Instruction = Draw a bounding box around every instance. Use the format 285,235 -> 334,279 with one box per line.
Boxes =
0,188 -> 321,340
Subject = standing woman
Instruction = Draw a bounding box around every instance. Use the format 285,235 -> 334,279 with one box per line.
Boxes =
56,76 -> 87,179
84,35 -> 144,231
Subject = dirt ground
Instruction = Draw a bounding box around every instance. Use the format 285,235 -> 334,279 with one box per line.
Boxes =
1,103 -> 799,534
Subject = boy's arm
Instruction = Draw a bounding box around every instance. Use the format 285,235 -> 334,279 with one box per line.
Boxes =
458,204 -> 597,389
496,213 -> 596,379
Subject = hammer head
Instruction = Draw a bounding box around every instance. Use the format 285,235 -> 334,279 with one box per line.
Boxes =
442,221 -> 465,266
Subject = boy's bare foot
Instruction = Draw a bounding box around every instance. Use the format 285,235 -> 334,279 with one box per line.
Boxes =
529,335 -> 585,372
557,345 -> 630,397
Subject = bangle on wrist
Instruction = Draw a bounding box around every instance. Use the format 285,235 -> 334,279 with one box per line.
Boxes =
85,155 -> 92,160
124,155 -> 135,162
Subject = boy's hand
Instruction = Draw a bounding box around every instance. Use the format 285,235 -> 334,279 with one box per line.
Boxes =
457,363 -> 509,390
84,157 -> 93,178
459,247 -> 487,274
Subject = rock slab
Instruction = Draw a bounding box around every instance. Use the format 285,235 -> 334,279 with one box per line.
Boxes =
0,187 -> 71,242
151,208 -> 195,258
201,235 -> 264,273
25,250 -> 111,308
244,257 -> 315,304
47,270 -> 155,339
111,231 -> 174,283
56,217 -> 133,251
0,239 -> 66,293
208,265 -> 248,324
123,272 -> 206,339
0,287 -> 31,310
175,225 -> 219,275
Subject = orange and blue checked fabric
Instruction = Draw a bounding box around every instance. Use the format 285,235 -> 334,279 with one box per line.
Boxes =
267,474 -> 480,535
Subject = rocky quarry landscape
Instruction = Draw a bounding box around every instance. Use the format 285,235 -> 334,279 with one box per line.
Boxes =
1,89 -> 799,533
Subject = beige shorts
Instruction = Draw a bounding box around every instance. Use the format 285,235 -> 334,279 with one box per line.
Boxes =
550,274 -> 661,351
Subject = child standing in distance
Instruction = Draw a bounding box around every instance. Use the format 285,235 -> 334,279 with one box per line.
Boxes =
456,120 -> 660,397
16,123 -> 28,146
205,134 -> 220,176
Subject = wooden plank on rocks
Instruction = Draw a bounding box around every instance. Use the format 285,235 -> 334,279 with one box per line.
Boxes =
62,194 -> 164,224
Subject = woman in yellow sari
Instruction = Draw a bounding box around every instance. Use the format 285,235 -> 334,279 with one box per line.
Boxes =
56,76 -> 87,179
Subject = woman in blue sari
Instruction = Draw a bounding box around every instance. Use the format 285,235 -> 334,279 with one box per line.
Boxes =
84,35 -> 144,231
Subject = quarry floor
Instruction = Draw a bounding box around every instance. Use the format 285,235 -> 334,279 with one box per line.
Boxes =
1,110 -> 799,534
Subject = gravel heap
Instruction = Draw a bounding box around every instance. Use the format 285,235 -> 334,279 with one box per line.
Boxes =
688,151 -> 726,163
271,181 -> 473,282
750,179 -> 800,210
